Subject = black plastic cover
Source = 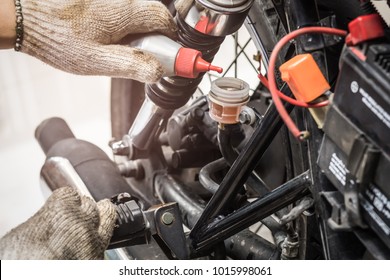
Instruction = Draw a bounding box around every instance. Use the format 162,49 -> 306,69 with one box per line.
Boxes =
333,44 -> 390,155
318,45 -> 390,251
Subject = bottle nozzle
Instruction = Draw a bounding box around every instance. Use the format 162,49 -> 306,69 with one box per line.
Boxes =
209,65 -> 223,74
194,56 -> 223,75
175,48 -> 223,78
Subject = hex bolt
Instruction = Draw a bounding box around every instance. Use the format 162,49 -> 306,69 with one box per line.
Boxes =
161,212 -> 175,225
239,111 -> 251,124
111,140 -> 130,156
239,106 -> 257,125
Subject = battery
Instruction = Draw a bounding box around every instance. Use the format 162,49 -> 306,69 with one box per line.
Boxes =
318,118 -> 390,248
333,44 -> 390,155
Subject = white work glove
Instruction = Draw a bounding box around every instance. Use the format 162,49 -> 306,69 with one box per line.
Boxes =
19,0 -> 177,82
0,187 -> 117,260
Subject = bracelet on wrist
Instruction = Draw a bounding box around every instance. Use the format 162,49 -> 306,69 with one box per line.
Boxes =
14,0 -> 24,51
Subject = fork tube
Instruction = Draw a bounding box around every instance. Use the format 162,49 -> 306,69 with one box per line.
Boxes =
124,0 -> 254,157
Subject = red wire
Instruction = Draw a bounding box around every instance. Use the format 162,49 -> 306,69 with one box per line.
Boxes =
258,74 -> 329,108
258,73 -> 269,89
266,26 -> 348,140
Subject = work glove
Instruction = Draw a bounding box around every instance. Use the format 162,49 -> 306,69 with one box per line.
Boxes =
0,187 -> 117,259
19,0 -> 177,82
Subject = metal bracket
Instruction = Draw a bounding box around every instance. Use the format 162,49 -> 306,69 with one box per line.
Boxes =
150,203 -> 189,259
109,194 -> 189,259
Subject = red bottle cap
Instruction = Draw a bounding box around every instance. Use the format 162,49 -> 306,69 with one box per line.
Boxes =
175,48 -> 223,78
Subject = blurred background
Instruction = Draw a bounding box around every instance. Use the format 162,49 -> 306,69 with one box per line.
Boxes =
0,51 -> 112,237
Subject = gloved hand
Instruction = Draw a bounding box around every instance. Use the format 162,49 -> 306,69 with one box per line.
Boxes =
0,187 -> 117,259
19,0 -> 177,82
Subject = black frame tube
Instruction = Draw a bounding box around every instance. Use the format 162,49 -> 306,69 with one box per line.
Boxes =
156,174 -> 281,259
194,171 -> 311,251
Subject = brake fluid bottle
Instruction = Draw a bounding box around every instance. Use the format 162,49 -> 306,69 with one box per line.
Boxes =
129,34 -> 222,78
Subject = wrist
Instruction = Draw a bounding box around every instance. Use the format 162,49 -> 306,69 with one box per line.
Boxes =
0,0 -> 17,49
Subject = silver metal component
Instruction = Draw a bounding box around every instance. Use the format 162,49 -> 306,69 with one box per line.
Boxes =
371,0 -> 390,26
40,157 -> 93,199
124,96 -> 173,155
129,34 -> 181,76
239,106 -> 256,125
111,140 -> 130,156
161,212 -> 175,225
279,197 -> 314,225
105,248 -> 132,260
208,0 -> 248,7
239,111 -> 251,124
175,0 -> 254,36
281,235 -> 300,259
117,160 -> 145,179
116,192 -> 132,202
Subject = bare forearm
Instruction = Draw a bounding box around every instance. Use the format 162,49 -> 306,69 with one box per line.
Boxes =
0,0 -> 16,49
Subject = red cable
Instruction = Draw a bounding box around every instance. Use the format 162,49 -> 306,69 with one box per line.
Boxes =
266,27 -> 348,140
258,74 -> 329,108
258,73 -> 269,89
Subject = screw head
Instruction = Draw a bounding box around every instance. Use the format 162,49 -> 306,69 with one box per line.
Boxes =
161,212 -> 175,225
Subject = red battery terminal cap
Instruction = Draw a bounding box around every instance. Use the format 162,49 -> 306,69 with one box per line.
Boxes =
175,48 -> 223,78
346,14 -> 385,46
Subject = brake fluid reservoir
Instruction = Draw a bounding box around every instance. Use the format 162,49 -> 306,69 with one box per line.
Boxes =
208,77 -> 250,124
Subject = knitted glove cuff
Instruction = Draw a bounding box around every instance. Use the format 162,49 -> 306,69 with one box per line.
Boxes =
18,0 -> 176,82
0,187 -> 117,260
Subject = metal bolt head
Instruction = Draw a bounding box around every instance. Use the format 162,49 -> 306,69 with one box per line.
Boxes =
161,212 -> 175,225
117,193 -> 131,203
281,237 -> 299,259
239,106 -> 257,125
239,111 -> 251,124
111,140 -> 130,156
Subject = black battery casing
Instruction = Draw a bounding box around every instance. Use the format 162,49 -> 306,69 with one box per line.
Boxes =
333,44 -> 390,154
318,44 -> 390,249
